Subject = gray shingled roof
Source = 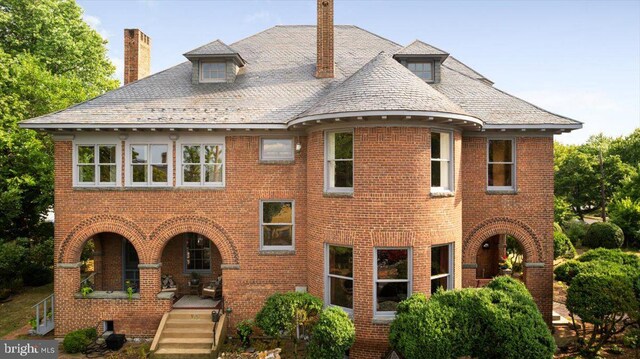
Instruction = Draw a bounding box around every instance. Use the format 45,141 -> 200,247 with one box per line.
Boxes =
298,52 -> 468,119
394,39 -> 448,57
20,25 -> 580,129
183,39 -> 238,57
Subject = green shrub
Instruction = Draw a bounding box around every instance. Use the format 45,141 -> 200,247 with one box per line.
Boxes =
0,242 -> 27,290
563,219 -> 589,246
22,263 -> 53,287
389,277 -> 554,359
609,197 -> 640,247
553,231 -> 576,259
553,222 -> 563,234
255,292 -> 323,338
567,272 -> 638,356
578,248 -> 640,267
62,327 -> 97,353
307,306 -> 355,359
583,222 -> 624,249
236,320 -> 254,348
623,328 -> 640,349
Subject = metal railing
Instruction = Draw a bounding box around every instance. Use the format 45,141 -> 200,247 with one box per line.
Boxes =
80,272 -> 96,288
32,294 -> 55,335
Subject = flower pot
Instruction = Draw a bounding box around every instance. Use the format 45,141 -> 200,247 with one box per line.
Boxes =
190,279 -> 200,286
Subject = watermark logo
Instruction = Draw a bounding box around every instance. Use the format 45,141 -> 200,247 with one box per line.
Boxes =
0,340 -> 57,358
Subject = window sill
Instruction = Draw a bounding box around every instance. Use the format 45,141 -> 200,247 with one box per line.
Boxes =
74,291 -> 140,300
157,291 -> 175,300
486,189 -> 518,195
323,191 -> 354,198
72,186 -> 227,192
430,190 -> 455,198
372,316 -> 395,325
258,249 -> 296,256
258,160 -> 295,165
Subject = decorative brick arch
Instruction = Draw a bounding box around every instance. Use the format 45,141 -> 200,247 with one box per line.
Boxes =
149,215 -> 240,266
58,215 -> 147,263
463,217 -> 545,264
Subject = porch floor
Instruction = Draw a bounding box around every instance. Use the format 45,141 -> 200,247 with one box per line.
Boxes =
173,295 -> 219,309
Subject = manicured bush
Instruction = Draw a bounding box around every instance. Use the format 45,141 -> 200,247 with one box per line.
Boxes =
0,242 -> 27,290
567,272 -> 638,357
307,306 -> 355,359
255,292 -> 323,338
609,197 -> 640,247
578,248 -> 640,267
389,277 -> 555,359
553,231 -> 576,259
236,320 -> 254,348
62,327 -> 97,353
583,222 -> 625,249
563,219 -> 590,246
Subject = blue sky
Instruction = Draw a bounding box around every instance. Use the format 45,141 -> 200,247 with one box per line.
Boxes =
77,0 -> 640,144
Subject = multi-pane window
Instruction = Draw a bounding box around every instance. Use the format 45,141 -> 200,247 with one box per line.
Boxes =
181,144 -> 224,186
407,62 -> 433,81
375,248 -> 411,315
260,201 -> 294,250
431,244 -> 453,294
325,130 -> 353,191
488,139 -> 515,189
431,131 -> 452,191
76,145 -> 117,185
326,245 -> 353,310
184,233 -> 211,271
130,144 -> 169,185
260,138 -> 294,161
201,62 -> 226,82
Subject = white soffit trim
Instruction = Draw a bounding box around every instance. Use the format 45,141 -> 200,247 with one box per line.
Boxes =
288,110 -> 484,127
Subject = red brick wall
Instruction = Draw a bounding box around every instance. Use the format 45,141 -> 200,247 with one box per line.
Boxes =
53,130 -> 553,358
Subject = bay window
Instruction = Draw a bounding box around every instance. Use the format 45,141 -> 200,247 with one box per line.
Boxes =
431,244 -> 453,294
374,248 -> 411,315
325,130 -> 353,192
326,245 -> 353,311
431,131 -> 453,191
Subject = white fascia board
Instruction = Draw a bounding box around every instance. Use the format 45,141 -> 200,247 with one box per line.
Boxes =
289,110 -> 484,127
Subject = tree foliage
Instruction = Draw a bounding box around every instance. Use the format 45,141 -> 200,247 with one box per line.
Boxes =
389,277 -> 555,359
0,0 -> 117,241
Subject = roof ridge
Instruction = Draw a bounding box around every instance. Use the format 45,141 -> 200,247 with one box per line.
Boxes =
443,56 -> 491,83
183,39 -> 237,56
348,25 -> 403,47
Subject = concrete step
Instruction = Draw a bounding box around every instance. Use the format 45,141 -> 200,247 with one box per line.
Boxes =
153,348 -> 211,359
159,337 -> 212,350
161,328 -> 213,339
164,319 -> 213,329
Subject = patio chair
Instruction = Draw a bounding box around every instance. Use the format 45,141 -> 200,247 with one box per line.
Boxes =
201,276 -> 222,300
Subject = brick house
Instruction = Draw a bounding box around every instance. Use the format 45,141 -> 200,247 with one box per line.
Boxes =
20,0 -> 581,357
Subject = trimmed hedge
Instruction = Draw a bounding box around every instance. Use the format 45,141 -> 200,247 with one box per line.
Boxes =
389,277 -> 555,359
255,292 -> 322,338
307,306 -> 355,359
553,231 -> 576,259
583,222 -> 624,249
563,219 -> 590,246
62,328 -> 97,354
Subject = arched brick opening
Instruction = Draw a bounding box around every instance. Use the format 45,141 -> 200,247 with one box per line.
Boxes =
148,215 -> 239,266
463,217 -> 544,265
58,215 -> 147,264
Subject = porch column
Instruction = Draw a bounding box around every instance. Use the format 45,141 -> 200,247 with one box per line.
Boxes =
498,234 -> 507,258
138,263 -> 162,300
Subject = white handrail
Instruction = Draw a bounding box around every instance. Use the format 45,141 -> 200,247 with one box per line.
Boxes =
32,294 -> 55,335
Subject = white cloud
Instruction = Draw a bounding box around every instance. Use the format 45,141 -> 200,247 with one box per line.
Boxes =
83,14 -> 111,40
111,56 -> 125,86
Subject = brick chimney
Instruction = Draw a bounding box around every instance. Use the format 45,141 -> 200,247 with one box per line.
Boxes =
315,0 -> 334,78
124,29 -> 151,85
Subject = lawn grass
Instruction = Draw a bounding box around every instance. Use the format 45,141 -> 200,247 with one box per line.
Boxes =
0,283 -> 54,338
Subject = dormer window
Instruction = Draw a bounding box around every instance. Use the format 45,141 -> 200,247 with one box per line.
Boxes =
407,62 -> 433,82
200,62 -> 226,82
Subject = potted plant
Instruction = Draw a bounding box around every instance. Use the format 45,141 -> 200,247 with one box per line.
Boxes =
125,280 -> 135,301
498,256 -> 513,276
190,272 -> 200,286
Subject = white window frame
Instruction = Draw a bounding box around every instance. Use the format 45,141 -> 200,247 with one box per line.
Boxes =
199,61 -> 226,83
125,136 -> 173,187
259,137 -> 295,161
72,137 -> 121,187
407,61 -> 434,82
324,129 -> 354,193
176,136 -> 225,187
260,200 -> 295,251
430,243 -> 454,293
324,244 -> 354,314
430,130 -> 454,193
373,247 -> 412,317
487,138 -> 516,191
